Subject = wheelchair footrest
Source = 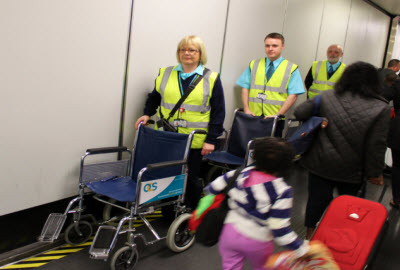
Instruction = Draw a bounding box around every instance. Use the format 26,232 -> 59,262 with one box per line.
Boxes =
89,225 -> 117,260
38,213 -> 67,242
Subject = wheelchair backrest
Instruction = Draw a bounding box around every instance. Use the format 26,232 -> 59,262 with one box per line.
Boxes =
132,126 -> 190,181
227,110 -> 284,158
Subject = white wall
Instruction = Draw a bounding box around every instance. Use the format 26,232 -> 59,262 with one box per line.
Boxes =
343,0 -> 389,66
0,0 -> 391,215
0,0 -> 132,215
123,0 -> 228,147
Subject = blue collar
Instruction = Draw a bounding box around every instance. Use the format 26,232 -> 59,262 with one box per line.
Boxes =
265,57 -> 284,70
174,64 -> 204,79
327,61 -> 341,71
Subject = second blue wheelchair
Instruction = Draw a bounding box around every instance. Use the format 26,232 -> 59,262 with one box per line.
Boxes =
39,123 -> 199,269
203,109 -> 284,183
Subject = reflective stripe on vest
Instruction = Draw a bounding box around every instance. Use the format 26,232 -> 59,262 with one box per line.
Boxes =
160,67 -> 211,114
155,66 -> 217,149
250,59 -> 293,93
167,121 -> 209,128
248,58 -> 297,116
309,61 -> 346,98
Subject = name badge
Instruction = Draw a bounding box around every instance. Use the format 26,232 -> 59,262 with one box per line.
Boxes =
174,119 -> 187,127
257,93 -> 267,100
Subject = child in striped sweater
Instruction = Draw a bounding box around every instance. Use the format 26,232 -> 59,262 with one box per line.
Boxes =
205,137 -> 309,270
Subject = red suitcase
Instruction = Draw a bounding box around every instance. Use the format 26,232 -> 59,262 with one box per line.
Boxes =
311,195 -> 388,270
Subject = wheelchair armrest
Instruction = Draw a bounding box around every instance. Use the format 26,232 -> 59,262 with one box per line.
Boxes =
86,146 -> 128,154
146,160 -> 187,171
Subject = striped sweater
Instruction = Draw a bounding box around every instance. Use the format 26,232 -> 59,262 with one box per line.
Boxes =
205,166 -> 308,256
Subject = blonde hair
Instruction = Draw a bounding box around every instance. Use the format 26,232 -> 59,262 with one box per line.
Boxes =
176,35 -> 208,65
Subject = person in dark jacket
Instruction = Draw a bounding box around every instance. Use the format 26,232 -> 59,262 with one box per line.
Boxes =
294,61 -> 391,239
382,73 -> 400,209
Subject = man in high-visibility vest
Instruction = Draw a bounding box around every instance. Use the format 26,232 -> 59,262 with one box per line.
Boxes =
305,44 -> 346,99
236,33 -> 305,118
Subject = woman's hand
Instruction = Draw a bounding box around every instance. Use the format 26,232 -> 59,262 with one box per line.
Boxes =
243,108 -> 255,116
201,142 -> 215,156
135,115 -> 150,129
321,118 -> 328,128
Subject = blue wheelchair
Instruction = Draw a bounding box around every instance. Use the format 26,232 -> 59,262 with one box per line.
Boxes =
39,123 -> 199,269
203,109 -> 284,183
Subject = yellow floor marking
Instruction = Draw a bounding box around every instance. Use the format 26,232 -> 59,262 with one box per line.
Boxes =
1,211 -> 164,268
44,248 -> 83,254
24,255 -> 66,261
63,242 -> 92,248
1,262 -> 47,269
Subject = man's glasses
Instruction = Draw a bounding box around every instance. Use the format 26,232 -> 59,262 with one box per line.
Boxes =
179,48 -> 199,54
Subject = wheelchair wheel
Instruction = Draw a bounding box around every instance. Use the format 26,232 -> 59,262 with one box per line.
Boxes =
166,213 -> 195,252
103,199 -> 130,226
65,221 -> 93,245
205,165 -> 227,185
110,246 -> 139,270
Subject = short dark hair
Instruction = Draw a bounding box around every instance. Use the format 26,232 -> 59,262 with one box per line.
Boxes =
264,33 -> 285,44
253,137 -> 295,177
388,59 -> 400,68
334,61 -> 382,98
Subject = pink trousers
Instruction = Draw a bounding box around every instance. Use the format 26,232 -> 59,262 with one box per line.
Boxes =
218,223 -> 274,270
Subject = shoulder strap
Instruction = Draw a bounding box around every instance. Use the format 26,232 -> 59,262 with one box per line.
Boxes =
224,166 -> 244,196
166,68 -> 210,121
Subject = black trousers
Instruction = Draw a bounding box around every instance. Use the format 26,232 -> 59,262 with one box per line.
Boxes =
305,172 -> 363,228
392,149 -> 400,204
185,149 -> 203,209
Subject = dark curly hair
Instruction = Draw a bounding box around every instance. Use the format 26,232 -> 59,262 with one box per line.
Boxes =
253,137 -> 295,177
334,61 -> 383,98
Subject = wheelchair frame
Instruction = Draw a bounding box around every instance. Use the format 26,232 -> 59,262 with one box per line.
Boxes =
203,108 -> 284,183
39,124 -> 200,270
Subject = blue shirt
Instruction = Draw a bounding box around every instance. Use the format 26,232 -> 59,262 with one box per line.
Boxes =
327,61 -> 341,73
236,57 -> 305,95
174,63 -> 204,78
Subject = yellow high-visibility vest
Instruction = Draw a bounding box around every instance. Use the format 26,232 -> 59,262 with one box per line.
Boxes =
155,66 -> 218,149
308,60 -> 346,99
249,58 -> 298,116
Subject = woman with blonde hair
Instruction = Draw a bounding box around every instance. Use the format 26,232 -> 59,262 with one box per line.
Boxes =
135,35 -> 225,209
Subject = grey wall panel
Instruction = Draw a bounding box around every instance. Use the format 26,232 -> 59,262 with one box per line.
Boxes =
0,0 -> 392,216
123,0 -> 228,147
0,0 -> 131,215
282,0 -> 324,109
316,0 -> 351,62
283,0 -> 324,79
343,0 -> 390,67
220,0 -> 287,128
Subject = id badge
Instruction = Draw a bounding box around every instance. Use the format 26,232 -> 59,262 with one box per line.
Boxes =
257,93 -> 267,100
173,119 -> 187,127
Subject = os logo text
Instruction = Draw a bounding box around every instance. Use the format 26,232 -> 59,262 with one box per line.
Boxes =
144,182 -> 157,192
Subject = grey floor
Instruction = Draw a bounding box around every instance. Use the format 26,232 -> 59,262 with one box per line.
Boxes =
28,165 -> 400,269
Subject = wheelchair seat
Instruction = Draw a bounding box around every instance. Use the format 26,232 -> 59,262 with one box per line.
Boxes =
86,176 -> 136,202
85,125 -> 190,203
205,109 -> 284,166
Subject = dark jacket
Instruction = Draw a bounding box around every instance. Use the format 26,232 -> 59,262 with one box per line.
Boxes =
294,90 -> 391,183
382,79 -> 400,150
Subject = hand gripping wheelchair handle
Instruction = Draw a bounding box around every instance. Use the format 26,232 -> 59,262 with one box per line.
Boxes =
85,146 -> 128,155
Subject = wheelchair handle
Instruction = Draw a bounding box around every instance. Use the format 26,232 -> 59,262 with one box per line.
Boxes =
146,160 -> 187,170
85,146 -> 128,155
193,130 -> 207,135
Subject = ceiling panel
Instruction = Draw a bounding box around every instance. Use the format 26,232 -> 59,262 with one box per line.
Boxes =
370,0 -> 400,16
